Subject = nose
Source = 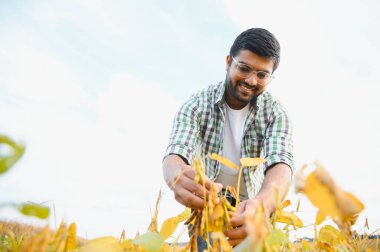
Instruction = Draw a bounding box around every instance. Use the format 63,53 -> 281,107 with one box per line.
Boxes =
244,72 -> 259,87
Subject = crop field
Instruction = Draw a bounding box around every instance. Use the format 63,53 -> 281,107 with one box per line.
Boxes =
0,134 -> 379,251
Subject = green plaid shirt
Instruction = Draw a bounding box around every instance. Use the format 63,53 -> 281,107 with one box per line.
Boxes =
165,81 -> 294,198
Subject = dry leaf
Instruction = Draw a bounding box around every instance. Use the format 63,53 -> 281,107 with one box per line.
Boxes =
275,211 -> 303,228
148,190 -> 162,232
297,162 -> 364,223
281,200 -> 291,209
315,210 -> 326,225
159,208 -> 191,240
66,223 -> 77,250
240,157 -> 266,167
209,153 -> 238,170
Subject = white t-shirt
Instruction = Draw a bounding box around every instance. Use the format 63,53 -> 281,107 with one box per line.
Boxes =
215,103 -> 249,200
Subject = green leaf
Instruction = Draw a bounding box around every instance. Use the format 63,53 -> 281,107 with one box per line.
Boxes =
0,135 -> 25,175
318,225 -> 344,247
233,236 -> 262,252
133,232 -> 164,252
233,236 -> 252,252
267,229 -> 289,247
16,203 -> 50,219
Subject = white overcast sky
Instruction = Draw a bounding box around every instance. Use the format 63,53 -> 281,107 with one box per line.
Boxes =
0,0 -> 379,242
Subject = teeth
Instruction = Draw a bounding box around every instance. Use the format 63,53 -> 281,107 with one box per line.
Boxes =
240,85 -> 252,92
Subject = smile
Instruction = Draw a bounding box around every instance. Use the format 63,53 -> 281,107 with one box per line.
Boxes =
238,82 -> 259,92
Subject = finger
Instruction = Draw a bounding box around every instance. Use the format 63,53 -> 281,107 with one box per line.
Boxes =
230,214 -> 245,227
224,225 -> 247,240
235,201 -> 246,215
174,187 -> 205,209
214,182 -> 223,192
173,170 -> 205,206
180,174 -> 211,199
182,169 -> 221,198
202,176 -> 214,190
228,238 -> 245,247
229,202 -> 246,226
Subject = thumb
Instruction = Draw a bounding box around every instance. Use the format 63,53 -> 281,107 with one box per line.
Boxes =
215,182 -> 223,193
235,200 -> 246,215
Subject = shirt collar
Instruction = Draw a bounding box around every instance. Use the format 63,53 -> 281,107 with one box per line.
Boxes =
215,81 -> 226,107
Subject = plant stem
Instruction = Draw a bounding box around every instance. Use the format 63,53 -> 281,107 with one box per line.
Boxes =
236,166 -> 244,206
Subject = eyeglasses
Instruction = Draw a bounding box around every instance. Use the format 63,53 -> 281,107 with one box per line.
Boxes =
231,57 -> 274,85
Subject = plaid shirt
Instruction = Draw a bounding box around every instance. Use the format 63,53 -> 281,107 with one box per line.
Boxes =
165,81 -> 294,198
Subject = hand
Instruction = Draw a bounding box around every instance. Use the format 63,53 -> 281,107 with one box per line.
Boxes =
172,164 -> 222,210
224,198 -> 261,246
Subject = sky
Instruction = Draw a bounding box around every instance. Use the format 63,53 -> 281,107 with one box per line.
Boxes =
0,0 -> 379,242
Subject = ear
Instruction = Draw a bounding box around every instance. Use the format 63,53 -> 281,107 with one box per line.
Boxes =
226,55 -> 231,71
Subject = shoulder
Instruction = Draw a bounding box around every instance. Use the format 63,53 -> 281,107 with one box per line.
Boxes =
183,82 -> 223,109
259,91 -> 290,117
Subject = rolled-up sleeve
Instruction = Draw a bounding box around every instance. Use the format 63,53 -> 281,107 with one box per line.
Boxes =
262,103 -> 294,173
164,96 -> 201,165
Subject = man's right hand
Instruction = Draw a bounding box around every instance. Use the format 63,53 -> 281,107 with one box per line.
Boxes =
163,155 -> 222,210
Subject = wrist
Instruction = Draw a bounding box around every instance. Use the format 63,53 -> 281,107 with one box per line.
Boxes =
255,189 -> 277,216
163,158 -> 188,190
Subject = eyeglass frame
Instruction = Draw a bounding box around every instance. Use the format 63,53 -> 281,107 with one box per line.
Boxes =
231,56 -> 275,85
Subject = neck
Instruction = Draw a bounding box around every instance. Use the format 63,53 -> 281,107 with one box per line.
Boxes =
225,92 -> 248,110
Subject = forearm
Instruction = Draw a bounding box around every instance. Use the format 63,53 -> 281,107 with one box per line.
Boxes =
255,163 -> 292,215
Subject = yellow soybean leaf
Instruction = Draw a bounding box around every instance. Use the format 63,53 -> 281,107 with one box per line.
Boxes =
335,191 -> 365,220
281,200 -> 291,209
79,237 -> 131,252
209,153 -> 238,170
240,157 -> 266,167
315,210 -> 326,225
303,172 -> 341,219
175,208 -> 191,222
316,241 -> 334,252
301,239 -> 311,250
318,225 -> 344,248
160,219 -> 179,241
159,208 -> 191,240
275,211 -> 303,228
302,164 -> 365,222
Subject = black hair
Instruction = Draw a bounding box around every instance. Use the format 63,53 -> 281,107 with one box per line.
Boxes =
229,28 -> 281,71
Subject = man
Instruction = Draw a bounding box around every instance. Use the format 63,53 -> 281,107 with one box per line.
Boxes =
162,28 -> 294,247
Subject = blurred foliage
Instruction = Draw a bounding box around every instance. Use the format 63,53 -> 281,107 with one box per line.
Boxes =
0,139 -> 379,251
0,135 -> 25,175
0,134 -> 50,220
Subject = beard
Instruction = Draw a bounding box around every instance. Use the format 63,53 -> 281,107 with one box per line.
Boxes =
225,75 -> 262,105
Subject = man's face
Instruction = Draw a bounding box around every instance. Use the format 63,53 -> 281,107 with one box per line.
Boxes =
225,49 -> 274,109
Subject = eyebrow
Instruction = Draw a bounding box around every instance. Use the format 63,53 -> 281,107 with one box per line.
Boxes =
237,59 -> 272,74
